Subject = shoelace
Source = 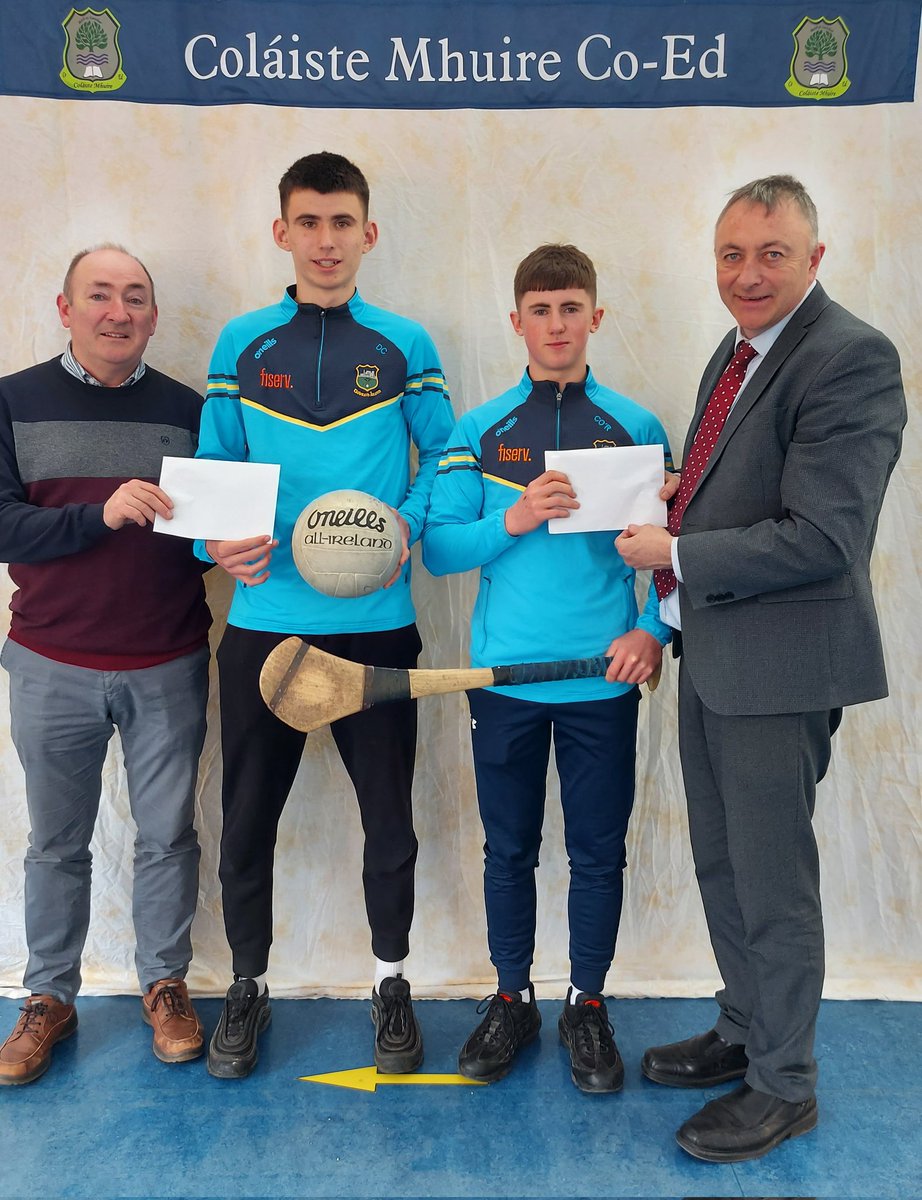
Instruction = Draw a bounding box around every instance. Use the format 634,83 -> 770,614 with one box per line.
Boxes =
225,985 -> 257,1032
473,993 -> 517,1047
380,988 -> 412,1039
571,1003 -> 614,1057
149,983 -> 189,1016
18,1001 -> 51,1034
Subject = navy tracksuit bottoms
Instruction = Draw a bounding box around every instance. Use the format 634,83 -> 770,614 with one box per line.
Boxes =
467,685 -> 640,995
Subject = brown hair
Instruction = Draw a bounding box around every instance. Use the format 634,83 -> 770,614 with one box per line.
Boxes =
513,244 -> 597,307
278,151 -> 370,220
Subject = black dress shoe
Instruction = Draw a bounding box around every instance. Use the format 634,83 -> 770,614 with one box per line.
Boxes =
641,1028 -> 748,1087
676,1082 -> 818,1162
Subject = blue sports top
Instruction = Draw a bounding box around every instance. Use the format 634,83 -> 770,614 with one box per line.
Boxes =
195,287 -> 453,634
423,369 -> 672,703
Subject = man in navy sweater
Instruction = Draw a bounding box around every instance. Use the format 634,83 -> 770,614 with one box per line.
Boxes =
0,246 -> 211,1085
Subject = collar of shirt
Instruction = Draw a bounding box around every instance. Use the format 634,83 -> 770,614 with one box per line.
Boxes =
737,279 -> 818,370
61,342 -> 146,388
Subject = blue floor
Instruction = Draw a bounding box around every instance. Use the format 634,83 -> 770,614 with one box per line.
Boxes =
0,995 -> 918,1199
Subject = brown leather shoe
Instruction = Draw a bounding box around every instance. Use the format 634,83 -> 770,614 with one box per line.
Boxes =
142,978 -> 204,1063
0,995 -> 78,1085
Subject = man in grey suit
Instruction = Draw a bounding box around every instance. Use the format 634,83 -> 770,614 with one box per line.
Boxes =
614,175 -> 906,1162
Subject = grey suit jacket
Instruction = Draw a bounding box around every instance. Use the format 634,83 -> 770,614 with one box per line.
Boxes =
677,283 -> 906,716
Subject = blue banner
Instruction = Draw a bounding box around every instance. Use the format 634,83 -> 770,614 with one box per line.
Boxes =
1,0 -> 918,109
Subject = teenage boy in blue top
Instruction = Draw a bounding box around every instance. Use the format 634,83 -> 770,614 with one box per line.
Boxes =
196,152 -> 453,1078
424,244 -> 671,1092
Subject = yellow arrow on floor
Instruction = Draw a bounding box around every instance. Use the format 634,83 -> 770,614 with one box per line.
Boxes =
300,1066 -> 486,1093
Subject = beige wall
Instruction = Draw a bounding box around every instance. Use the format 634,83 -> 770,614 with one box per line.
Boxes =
0,91 -> 918,999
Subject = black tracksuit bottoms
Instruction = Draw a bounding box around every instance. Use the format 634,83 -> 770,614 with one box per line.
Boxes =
216,622 -> 421,978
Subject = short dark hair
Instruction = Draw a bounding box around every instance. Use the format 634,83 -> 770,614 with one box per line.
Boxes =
278,151 -> 370,220
717,174 -> 819,244
62,243 -> 156,306
513,244 -> 597,307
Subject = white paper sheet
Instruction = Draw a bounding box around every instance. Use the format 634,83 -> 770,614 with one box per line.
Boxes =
544,445 -> 667,534
153,457 -> 280,540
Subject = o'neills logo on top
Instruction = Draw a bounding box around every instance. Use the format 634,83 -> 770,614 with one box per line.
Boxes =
303,504 -> 388,533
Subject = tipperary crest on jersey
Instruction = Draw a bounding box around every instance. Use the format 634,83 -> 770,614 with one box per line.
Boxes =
61,7 -> 126,93
785,16 -> 850,100
354,364 -> 381,398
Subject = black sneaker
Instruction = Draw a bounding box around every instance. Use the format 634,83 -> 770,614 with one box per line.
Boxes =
371,976 -> 424,1073
558,990 -> 624,1093
458,985 -> 541,1083
207,979 -> 271,1079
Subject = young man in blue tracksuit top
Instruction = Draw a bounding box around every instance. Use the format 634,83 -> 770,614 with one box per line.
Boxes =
196,153 -> 454,1078
424,244 -> 672,1092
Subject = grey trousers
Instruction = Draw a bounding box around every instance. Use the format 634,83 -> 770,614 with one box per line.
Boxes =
2,639 -> 209,1003
678,657 -> 840,1102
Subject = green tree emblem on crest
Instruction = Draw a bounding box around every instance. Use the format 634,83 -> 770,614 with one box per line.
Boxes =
804,29 -> 838,59
785,15 -> 850,100
60,7 -> 127,92
75,18 -> 108,53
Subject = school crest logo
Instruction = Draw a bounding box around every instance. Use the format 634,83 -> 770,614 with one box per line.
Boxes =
785,16 -> 850,100
593,439 -> 617,449
61,7 -> 126,93
354,364 -> 381,397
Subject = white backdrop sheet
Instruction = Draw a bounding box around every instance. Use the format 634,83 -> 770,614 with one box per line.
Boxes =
0,89 -> 918,1001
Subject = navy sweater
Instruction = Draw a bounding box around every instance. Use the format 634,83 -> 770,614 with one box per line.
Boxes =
0,358 -> 210,668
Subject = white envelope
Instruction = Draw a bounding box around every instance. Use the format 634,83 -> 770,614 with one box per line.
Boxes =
544,445 -> 667,534
153,457 -> 280,540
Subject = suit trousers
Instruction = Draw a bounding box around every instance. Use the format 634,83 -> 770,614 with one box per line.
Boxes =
678,656 -> 841,1101
216,623 -> 421,978
2,639 -> 209,1003
467,686 -> 640,995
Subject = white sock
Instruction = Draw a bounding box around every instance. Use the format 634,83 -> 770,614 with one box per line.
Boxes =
374,959 -> 404,989
236,973 -> 267,995
568,984 -> 581,1004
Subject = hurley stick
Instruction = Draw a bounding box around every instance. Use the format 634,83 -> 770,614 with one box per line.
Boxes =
260,637 -> 660,734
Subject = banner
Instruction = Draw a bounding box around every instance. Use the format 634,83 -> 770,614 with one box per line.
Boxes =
1,0 -> 918,109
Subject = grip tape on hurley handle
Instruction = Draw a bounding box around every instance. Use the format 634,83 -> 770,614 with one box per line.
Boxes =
492,656 -> 613,687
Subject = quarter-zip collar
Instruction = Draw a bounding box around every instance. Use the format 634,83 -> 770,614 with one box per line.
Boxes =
283,283 -> 361,320
516,367 -> 598,405
281,286 -> 366,411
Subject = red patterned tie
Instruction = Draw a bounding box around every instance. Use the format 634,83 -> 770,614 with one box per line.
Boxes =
653,340 -> 757,600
